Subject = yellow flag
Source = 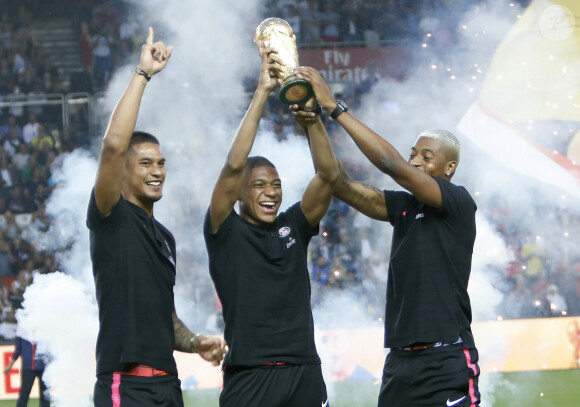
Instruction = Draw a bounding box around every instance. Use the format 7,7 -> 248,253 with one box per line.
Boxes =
480,0 -> 580,122
458,0 -> 580,197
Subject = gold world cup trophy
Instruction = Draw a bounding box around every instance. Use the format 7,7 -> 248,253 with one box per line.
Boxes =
254,17 -> 313,105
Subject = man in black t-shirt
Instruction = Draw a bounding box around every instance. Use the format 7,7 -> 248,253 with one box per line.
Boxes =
204,49 -> 338,407
294,68 -> 481,407
87,27 -> 226,407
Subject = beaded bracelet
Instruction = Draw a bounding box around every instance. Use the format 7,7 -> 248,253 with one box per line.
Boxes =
134,67 -> 151,81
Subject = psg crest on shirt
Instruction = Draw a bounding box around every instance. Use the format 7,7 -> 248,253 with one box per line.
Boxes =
278,227 -> 291,238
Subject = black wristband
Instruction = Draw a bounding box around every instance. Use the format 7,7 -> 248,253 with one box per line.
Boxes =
330,100 -> 348,119
135,67 -> 151,81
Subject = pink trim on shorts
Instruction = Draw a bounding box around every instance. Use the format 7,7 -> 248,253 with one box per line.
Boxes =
112,372 -> 121,407
463,348 -> 478,406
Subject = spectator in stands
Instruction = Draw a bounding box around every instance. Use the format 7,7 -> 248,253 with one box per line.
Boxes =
283,3 -> 302,43
93,0 -> 119,29
91,24 -> 115,88
0,114 -> 23,140
7,236 -> 31,275
3,126 -> 25,156
25,204 -> 48,241
320,2 -> 341,42
0,156 -> 16,188
20,153 -> 40,186
312,249 -> 332,285
29,45 -> 46,76
15,5 -> 34,39
32,183 -> 51,207
0,282 -> 14,322
30,124 -> 54,153
11,143 -> 29,173
118,14 -> 140,54
12,48 -> 26,75
22,112 -> 39,145
78,21 -> 93,83
7,83 -> 25,119
27,161 -> 48,190
9,268 -> 30,308
335,226 -> 359,273
39,71 -> 62,94
8,185 -> 29,214
0,231 -> 13,277
521,238 -> 547,281
3,335 -> 51,407
0,22 -> 16,50
0,196 -> 8,215
0,145 -> 8,163
0,57 -> 17,94
19,63 -> 40,96
299,0 -> 322,43
1,209 -> 22,240
35,252 -> 57,276
55,125 -> 78,153
337,1 -> 363,43
20,186 -> 37,214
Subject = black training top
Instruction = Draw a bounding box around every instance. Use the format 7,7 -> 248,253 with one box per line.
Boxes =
87,190 -> 178,376
384,178 -> 477,349
203,202 -> 321,366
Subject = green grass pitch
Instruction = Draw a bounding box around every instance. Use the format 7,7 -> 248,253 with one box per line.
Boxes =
4,369 -> 579,407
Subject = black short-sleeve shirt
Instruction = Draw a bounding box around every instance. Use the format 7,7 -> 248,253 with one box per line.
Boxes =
87,190 -> 178,375
203,202 -> 321,366
384,178 -> 477,349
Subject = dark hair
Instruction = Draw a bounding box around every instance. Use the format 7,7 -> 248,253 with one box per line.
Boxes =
129,131 -> 159,148
245,156 -> 275,171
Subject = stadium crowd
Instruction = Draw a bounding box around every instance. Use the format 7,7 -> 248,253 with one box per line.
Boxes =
0,0 -> 576,342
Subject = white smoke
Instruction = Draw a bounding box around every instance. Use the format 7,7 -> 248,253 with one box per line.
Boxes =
16,273 -> 98,407
16,0 -> 570,405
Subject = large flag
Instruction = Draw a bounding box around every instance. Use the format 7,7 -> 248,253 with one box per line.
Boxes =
458,0 -> 580,199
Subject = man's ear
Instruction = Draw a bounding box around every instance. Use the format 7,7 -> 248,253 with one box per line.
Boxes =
445,161 -> 457,177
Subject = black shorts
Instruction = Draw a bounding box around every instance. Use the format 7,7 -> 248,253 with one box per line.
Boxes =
94,373 -> 184,407
220,363 -> 329,407
378,344 -> 481,407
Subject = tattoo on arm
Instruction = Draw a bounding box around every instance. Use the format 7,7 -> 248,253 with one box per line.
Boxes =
173,313 -> 196,353
345,178 -> 383,208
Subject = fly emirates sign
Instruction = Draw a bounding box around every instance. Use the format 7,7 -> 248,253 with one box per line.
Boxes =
299,46 -> 408,84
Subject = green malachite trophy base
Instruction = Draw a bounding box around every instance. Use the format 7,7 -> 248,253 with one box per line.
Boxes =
279,76 -> 313,105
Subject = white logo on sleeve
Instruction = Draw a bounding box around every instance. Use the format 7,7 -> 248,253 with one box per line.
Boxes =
446,395 -> 466,406
321,400 -> 329,407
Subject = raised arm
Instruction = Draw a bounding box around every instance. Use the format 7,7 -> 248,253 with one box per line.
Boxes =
296,68 -> 443,208
172,312 -> 226,366
93,27 -> 173,216
334,160 -> 389,221
292,96 -> 338,227
208,49 -> 283,232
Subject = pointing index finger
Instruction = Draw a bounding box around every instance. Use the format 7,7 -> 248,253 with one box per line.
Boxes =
146,27 -> 154,45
